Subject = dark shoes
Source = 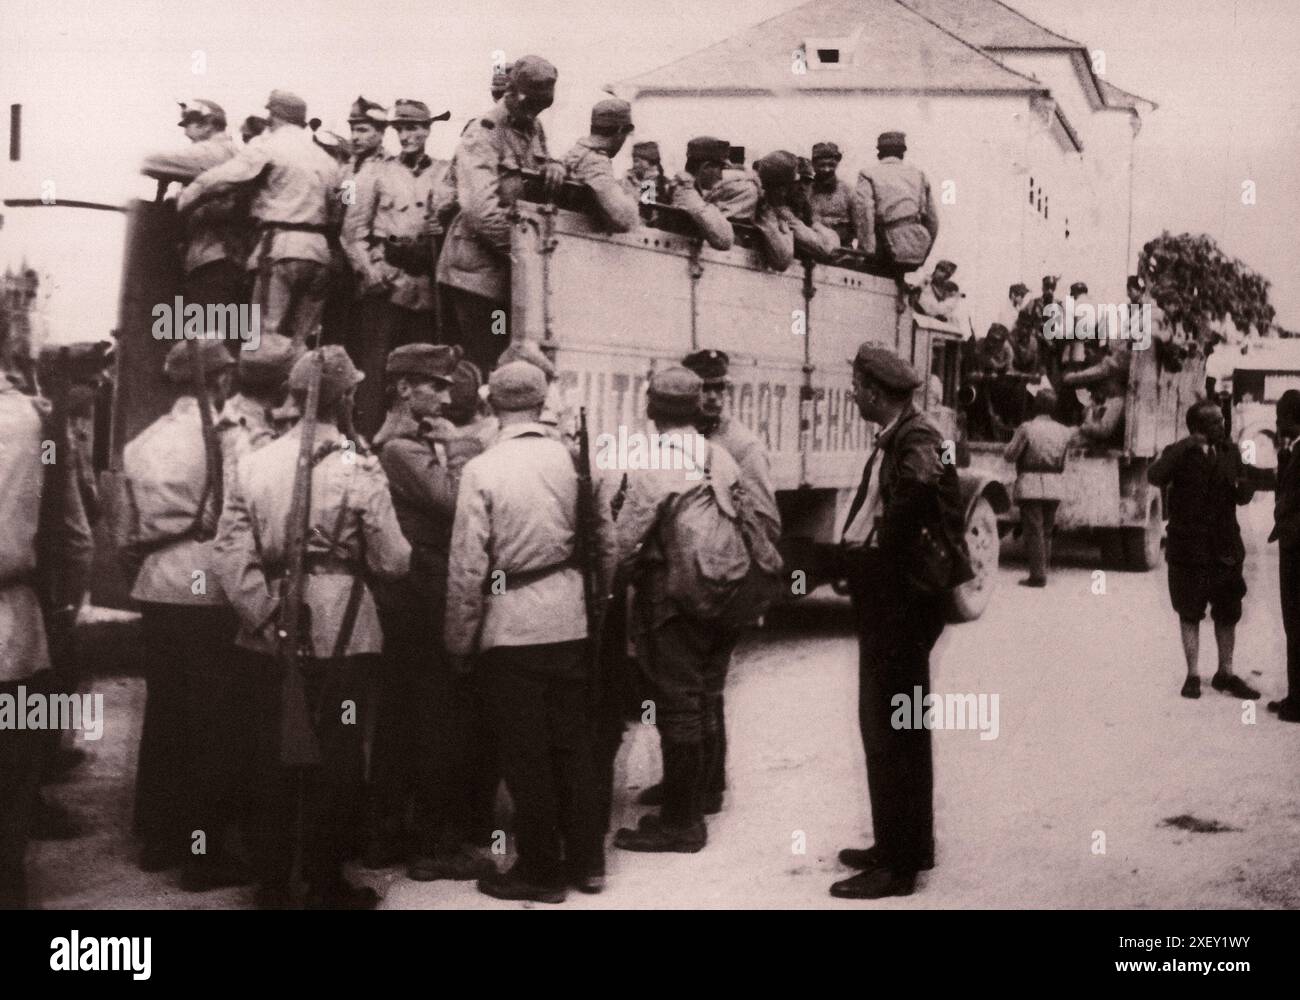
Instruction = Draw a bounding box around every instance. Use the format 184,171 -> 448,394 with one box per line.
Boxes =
1210,672 -> 1260,700
636,783 -> 665,807
830,867 -> 917,899
1018,577 -> 1047,588
305,881 -> 380,910
476,869 -> 567,905
1180,676 -> 1201,699
179,856 -> 252,893
407,849 -> 496,882
1267,699 -> 1300,722
614,813 -> 707,854
838,845 -> 934,872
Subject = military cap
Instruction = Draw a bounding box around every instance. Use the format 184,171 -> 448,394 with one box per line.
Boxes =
591,98 -> 633,132
287,345 -> 364,406
1041,274 -> 1058,290
163,339 -> 237,385
931,259 -> 957,280
312,129 -> 351,161
238,333 -> 301,389
497,340 -> 557,381
265,89 -> 308,127
1069,281 -> 1088,296
177,99 -> 226,127
876,130 -> 907,151
386,343 -> 460,383
1127,274 -> 1146,292
681,348 -> 729,382
685,136 -> 730,164
648,366 -> 704,420
811,141 -> 842,162
348,96 -> 388,126
488,360 -> 548,412
509,55 -> 558,97
852,344 -> 922,391
1009,282 -> 1030,297
986,323 -> 1009,341
447,359 -> 484,419
631,140 -> 661,164
391,99 -> 450,125
755,150 -> 799,189
796,156 -> 814,181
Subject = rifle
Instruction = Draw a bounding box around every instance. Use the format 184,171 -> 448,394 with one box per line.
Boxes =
574,407 -> 603,673
275,332 -> 325,767
187,339 -> 222,538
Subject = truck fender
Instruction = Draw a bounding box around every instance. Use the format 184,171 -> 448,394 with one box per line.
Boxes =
957,470 -> 1011,521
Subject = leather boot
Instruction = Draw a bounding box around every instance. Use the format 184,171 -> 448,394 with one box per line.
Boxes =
614,741 -> 707,853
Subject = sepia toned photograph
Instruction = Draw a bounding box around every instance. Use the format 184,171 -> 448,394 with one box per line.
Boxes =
1,0 -> 1296,947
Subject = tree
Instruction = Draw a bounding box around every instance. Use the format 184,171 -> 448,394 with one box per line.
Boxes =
1137,232 -> 1276,344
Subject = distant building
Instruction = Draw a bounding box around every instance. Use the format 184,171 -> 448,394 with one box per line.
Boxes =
614,0 -> 1156,334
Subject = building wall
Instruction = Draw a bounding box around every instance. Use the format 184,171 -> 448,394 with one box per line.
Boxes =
627,87 -> 1133,335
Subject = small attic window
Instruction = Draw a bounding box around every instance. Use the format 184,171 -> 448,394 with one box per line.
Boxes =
804,36 -> 852,69
817,48 -> 840,63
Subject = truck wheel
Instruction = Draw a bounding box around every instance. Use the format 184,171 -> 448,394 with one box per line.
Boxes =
1099,530 -> 1126,568
947,495 -> 999,622
1122,496 -> 1164,571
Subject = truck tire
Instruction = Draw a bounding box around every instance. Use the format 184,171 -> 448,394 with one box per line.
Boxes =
947,495 -> 999,622
1099,530 -> 1126,569
1122,495 -> 1164,571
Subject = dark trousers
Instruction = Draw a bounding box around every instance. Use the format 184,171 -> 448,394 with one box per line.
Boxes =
185,260 -> 247,357
1281,547 -> 1300,704
134,604 -> 238,862
480,640 -> 602,885
0,677 -> 44,908
350,297 -> 436,440
1021,500 -> 1059,582
440,285 -> 508,376
252,259 -> 330,345
247,652 -> 370,892
850,565 -> 945,873
636,613 -> 738,747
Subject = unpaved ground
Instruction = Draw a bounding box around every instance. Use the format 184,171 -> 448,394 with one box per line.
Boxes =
33,497 -> 1300,909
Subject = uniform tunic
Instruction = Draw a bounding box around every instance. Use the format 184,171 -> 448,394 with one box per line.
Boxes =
808,176 -> 854,245
563,138 -> 639,233
852,157 -> 939,265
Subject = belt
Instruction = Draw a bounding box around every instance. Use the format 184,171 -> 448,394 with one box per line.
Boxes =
0,569 -> 36,591
481,558 -> 574,595
257,220 -> 332,234
881,213 -> 923,230
268,555 -> 359,579
1019,462 -> 1065,474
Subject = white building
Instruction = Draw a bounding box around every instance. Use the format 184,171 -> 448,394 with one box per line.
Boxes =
613,0 -> 1156,336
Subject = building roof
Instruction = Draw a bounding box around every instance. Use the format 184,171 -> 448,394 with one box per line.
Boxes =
616,0 -> 1048,98
1097,77 -> 1159,113
899,0 -> 1081,50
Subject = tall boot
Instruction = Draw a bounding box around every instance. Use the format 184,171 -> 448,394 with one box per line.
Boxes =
614,741 -> 707,853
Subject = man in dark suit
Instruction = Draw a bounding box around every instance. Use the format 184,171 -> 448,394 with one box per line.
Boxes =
1268,389 -> 1300,722
832,345 -> 970,899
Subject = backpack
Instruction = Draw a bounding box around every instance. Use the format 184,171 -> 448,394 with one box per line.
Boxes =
722,479 -> 786,625
657,443 -> 753,620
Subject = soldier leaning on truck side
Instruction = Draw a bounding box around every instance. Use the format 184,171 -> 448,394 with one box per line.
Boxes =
121,340 -> 251,891
436,56 -> 565,377
1147,399 -> 1259,703
1268,389 -> 1300,722
808,141 -> 855,248
1003,389 -> 1072,588
668,136 -> 736,252
343,99 -> 451,438
212,346 -> 411,910
622,140 -> 671,211
748,152 -> 799,272
563,99 -> 640,234
140,99 -> 251,317
178,90 -> 338,346
851,131 -> 939,279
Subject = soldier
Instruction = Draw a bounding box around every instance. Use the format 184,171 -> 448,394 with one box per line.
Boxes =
121,340 -> 248,888
490,66 -> 510,103
834,345 -> 970,899
179,89 -> 338,346
346,96 -> 389,176
217,333 -> 299,503
613,367 -> 751,854
1003,389 -> 1071,587
445,361 -> 615,903
669,136 -> 735,251
623,140 -> 669,207
343,99 -> 451,437
369,343 -> 494,881
213,346 -> 411,909
141,99 -> 248,312
852,131 -> 939,277
563,99 -> 639,233
1268,389 -> 1300,722
808,141 -> 854,247
999,282 -> 1031,336
0,362 -> 93,908
437,56 -> 565,376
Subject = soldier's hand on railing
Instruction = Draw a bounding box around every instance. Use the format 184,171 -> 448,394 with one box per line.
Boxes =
540,161 -> 566,200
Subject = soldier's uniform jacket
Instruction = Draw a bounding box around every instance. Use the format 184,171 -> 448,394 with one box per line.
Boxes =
778,206 -> 838,262
213,424 -> 411,657
444,422 -> 617,655
1003,414 -> 1072,502
346,147 -> 388,177
615,433 -> 744,631
852,157 -> 939,265
1270,443 -> 1300,551
436,102 -> 554,302
669,177 -> 733,251
753,203 -> 795,272
343,153 -> 450,310
563,138 -> 640,233
809,177 -> 854,244
711,414 -> 781,548
217,392 -> 278,507
142,133 -> 249,274
374,409 -> 463,621
0,376 -> 94,682
122,396 -> 226,607
179,125 -> 338,268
